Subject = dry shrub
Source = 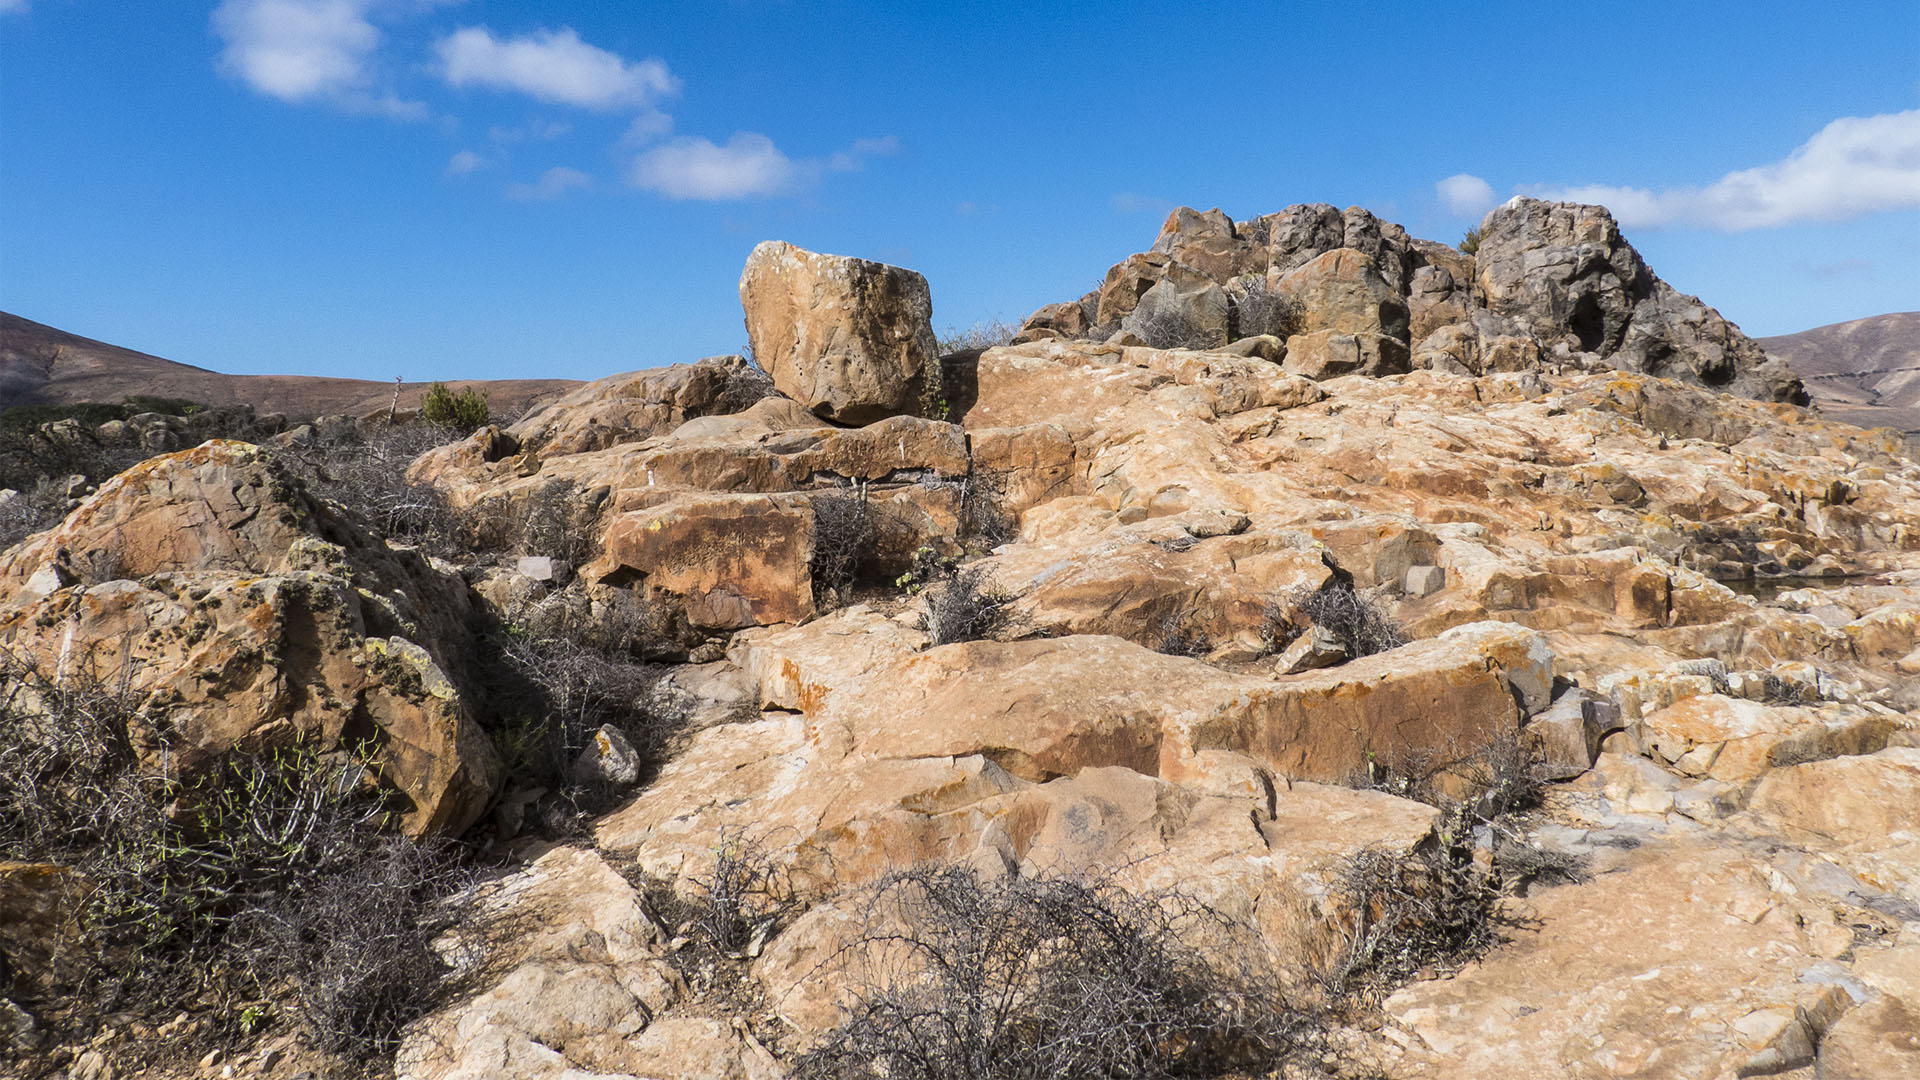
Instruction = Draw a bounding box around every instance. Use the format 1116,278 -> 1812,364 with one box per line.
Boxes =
936,319 -> 1020,354
1227,274 -> 1305,341
1319,824 -> 1500,999
811,488 -> 877,606
712,357 -> 781,414
1152,606 -> 1213,658
924,564 -> 1018,645
482,587 -> 676,813
795,864 -> 1324,1080
0,650 -> 473,1067
685,828 -> 801,958
282,421 -> 469,557
1126,308 -> 1216,351
1266,581 -> 1407,658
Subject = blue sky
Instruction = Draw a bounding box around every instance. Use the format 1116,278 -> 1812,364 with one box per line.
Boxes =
2,1 -> 1917,383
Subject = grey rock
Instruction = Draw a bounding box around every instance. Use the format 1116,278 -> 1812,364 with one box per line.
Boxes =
1276,624 -> 1348,674
1404,564 -> 1446,598
571,724 -> 641,787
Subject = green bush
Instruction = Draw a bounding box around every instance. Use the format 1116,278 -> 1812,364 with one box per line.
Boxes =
419,382 -> 490,430
1459,227 -> 1483,256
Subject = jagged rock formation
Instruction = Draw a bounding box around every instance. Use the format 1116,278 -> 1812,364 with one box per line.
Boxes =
1024,197 -> 1809,405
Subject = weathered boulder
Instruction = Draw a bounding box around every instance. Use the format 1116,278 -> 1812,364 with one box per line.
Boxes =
0,442 -> 499,836
396,846 -> 690,1080
1274,248 -> 1410,341
1150,206 -> 1262,280
593,492 -> 815,630
1120,266 -> 1230,350
739,241 -> 939,424
1282,330 -> 1410,380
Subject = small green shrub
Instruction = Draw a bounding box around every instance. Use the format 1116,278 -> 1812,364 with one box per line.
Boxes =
1459,227 -> 1482,256
419,382 -> 490,430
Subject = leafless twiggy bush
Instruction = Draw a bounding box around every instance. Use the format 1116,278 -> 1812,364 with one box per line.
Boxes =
795,864 -> 1326,1080
936,319 -> 1021,354
1152,606 -> 1213,658
1227,274 -> 1305,341
811,488 -> 877,607
1126,308 -> 1216,351
686,828 -> 801,959
283,422 -> 468,556
1319,818 -> 1500,1000
1266,581 -> 1407,658
924,564 -> 1018,645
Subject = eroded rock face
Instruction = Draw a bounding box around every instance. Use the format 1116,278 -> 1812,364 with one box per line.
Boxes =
1475,197 -> 1807,403
0,442 -> 499,836
739,241 -> 939,424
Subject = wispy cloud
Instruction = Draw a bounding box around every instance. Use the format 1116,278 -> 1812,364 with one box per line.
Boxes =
487,120 -> 572,144
506,165 -> 592,201
211,0 -> 427,117
1526,109 -> 1920,231
1110,192 -> 1173,217
436,26 -> 678,110
0,1 -> 30,16
1435,173 -> 1495,217
627,133 -> 898,201
445,149 -> 486,176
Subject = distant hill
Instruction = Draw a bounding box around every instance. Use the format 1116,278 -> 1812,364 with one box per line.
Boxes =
1,311 -> 581,420
1761,312 -> 1920,440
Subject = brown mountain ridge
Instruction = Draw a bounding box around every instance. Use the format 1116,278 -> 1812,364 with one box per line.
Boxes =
1761,311 -> 1920,440
0,311 -> 580,419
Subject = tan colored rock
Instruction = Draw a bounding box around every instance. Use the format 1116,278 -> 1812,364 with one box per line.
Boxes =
0,443 -> 499,835
398,846 -> 679,1080
1746,746 -> 1920,844
1635,695 -> 1908,782
1282,330 -> 1410,380
1383,841 -> 1853,1079
1274,247 -> 1409,340
593,493 -> 814,630
739,241 -> 939,424
1174,621 -> 1552,784
1816,993 -> 1920,1079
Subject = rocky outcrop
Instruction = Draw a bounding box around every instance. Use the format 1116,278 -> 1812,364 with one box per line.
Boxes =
1025,198 -> 1804,404
1474,197 -> 1807,403
738,241 -> 939,424
0,442 -> 499,836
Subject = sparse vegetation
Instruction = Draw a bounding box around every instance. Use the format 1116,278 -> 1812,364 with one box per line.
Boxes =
1152,605 -> 1213,657
1266,580 -> 1407,658
1228,273 -> 1306,341
1319,823 -> 1501,998
281,420 -> 471,558
1459,227 -> 1482,256
811,487 -> 879,606
0,650 -> 474,1069
924,563 -> 1018,645
795,864 -> 1324,1080
1125,307 -> 1217,351
936,319 -> 1021,354
419,382 -> 491,431
686,827 -> 800,958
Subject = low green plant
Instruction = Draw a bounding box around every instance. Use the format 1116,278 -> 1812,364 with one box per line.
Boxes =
1459,227 -> 1483,256
419,381 -> 490,430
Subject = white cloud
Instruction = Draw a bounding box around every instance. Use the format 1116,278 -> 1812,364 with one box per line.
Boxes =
488,120 -> 572,143
437,26 -> 678,110
628,133 -> 794,199
620,108 -> 674,146
1435,173 -> 1496,217
445,149 -> 486,175
626,132 -> 899,201
506,165 -> 592,201
1,1 -> 30,16
1527,109 -> 1920,231
211,0 -> 425,116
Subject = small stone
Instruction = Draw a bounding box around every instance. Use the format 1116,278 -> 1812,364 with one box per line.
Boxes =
1275,624 -> 1348,674
571,724 -> 641,787
1403,564 -> 1446,597
515,555 -> 557,582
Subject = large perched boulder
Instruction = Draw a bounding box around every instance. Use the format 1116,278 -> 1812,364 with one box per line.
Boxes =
738,241 -> 940,425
